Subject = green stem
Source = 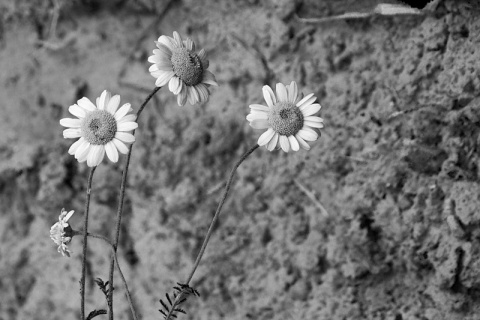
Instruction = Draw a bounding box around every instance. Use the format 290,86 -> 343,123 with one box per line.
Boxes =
108,86 -> 161,320
80,166 -> 96,320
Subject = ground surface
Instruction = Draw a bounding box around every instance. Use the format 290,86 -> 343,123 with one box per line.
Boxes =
1,0 -> 480,319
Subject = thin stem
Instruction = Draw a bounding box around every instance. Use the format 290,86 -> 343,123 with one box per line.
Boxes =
108,86 -> 161,320
76,231 -> 139,320
185,144 -> 259,285
80,166 -> 96,320
164,144 -> 259,320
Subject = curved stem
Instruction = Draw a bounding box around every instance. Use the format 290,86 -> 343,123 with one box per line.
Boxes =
77,232 -> 139,320
163,144 -> 259,320
108,86 -> 161,320
80,166 -> 96,320
185,144 -> 259,285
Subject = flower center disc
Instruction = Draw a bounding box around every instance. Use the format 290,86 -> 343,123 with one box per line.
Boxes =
81,110 -> 117,145
268,102 -> 304,136
171,47 -> 203,86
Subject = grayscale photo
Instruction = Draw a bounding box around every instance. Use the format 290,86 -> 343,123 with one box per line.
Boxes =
0,0 -> 478,319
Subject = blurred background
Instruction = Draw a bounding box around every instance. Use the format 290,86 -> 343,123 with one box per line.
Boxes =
1,0 -> 480,319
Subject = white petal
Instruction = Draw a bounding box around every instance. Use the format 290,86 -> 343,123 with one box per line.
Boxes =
97,90 -> 111,110
202,70 -> 218,86
76,141 -> 91,162
276,83 -> 288,102
69,104 -> 86,118
60,118 -> 81,128
77,97 -> 97,111
296,93 -> 315,107
186,87 -> 194,105
195,84 -> 209,102
148,54 -> 172,67
188,86 -> 200,105
117,114 -> 137,124
297,95 -> 317,108
248,109 -> 267,116
112,138 -> 129,154
304,116 -> 324,123
95,146 -> 105,166
114,103 -> 132,121
187,87 -> 197,105
288,135 -> 300,151
105,141 -> 119,163
300,103 -> 321,116
287,81 -> 298,103
198,50 -> 209,68
262,85 -> 276,108
249,104 -> 270,112
295,133 -> 311,150
184,38 -> 194,51
177,89 -> 188,106
87,145 -> 104,167
279,135 -> 290,152
115,132 -> 135,143
158,35 -> 176,50
304,121 -> 324,128
173,31 -> 183,47
267,133 -> 279,151
149,63 -> 158,72
302,126 -> 319,135
246,112 -> 268,121
198,48 -> 207,61
65,210 -> 75,221
68,137 -> 84,155
257,128 -> 275,146
106,95 -> 121,115
151,69 -> 168,78
63,129 -> 81,139
297,128 -> 318,141
249,119 -> 270,129
155,71 -> 175,87
153,61 -> 174,72
154,42 -> 172,58
169,76 -> 182,95
117,122 -> 138,132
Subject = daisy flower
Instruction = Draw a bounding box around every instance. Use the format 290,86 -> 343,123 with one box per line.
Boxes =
246,81 -> 324,152
60,90 -> 138,167
148,31 -> 218,106
50,209 -> 75,257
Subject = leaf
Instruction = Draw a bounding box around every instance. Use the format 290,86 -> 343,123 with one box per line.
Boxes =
158,283 -> 201,319
94,277 -> 113,301
159,309 -> 168,317
86,309 -> 107,320
174,308 -> 186,314
160,299 -> 170,312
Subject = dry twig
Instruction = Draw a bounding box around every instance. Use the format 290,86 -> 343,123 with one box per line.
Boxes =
294,179 -> 329,217
297,2 -> 428,24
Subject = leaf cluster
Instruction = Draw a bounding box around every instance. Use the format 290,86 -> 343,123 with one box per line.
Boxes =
95,277 -> 114,301
159,283 -> 200,319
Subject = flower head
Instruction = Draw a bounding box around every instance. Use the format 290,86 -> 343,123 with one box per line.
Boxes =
50,209 -> 75,257
246,81 -> 324,152
60,90 -> 138,167
148,31 -> 218,106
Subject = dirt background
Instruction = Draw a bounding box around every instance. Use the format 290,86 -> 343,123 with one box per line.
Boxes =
1,0 -> 480,319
